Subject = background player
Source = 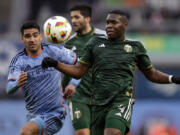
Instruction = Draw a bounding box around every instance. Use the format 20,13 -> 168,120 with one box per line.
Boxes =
6,22 -> 77,135
41,10 -> 180,135
62,4 -> 106,135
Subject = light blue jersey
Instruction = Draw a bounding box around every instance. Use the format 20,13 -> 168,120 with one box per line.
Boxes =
8,43 -> 77,114
7,43 -> 77,135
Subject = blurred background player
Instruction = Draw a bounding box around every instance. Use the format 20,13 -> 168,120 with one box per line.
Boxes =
41,10 -> 180,135
62,4 -> 106,135
6,21 -> 77,135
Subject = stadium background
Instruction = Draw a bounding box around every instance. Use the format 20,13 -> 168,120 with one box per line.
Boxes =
0,0 -> 180,135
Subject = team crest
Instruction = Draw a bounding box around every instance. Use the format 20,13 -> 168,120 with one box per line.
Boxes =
74,108 -> 82,119
124,44 -> 132,52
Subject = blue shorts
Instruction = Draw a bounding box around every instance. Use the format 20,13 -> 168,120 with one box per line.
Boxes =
27,109 -> 66,135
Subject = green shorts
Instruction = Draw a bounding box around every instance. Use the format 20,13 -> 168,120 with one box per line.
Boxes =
91,98 -> 134,135
69,101 -> 91,130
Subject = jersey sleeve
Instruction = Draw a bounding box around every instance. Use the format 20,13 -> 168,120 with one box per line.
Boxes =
60,47 -> 77,65
7,57 -> 22,94
136,42 -> 153,70
7,57 -> 22,81
78,39 -> 94,67
49,45 -> 77,65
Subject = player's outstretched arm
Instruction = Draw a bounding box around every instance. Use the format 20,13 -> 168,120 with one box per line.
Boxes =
142,67 -> 180,84
41,57 -> 88,79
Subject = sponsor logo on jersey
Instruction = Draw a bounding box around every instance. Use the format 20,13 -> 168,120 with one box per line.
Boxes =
124,44 -> 132,52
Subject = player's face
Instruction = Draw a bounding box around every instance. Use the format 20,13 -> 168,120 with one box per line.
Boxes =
106,14 -> 127,41
22,28 -> 42,56
70,10 -> 87,33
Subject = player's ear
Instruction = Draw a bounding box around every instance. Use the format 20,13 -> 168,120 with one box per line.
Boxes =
86,16 -> 91,23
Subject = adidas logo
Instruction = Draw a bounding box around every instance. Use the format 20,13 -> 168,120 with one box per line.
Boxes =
71,46 -> 76,51
98,44 -> 105,47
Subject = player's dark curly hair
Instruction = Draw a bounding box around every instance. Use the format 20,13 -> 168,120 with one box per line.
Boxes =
109,10 -> 130,20
69,4 -> 92,18
20,21 -> 40,35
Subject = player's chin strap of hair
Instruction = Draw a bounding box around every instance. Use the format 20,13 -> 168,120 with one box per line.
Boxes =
169,75 -> 180,84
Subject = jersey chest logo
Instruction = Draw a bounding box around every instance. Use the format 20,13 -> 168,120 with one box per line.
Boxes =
124,44 -> 132,52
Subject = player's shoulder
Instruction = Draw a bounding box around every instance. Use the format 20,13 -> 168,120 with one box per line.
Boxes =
86,35 -> 108,48
10,49 -> 26,66
94,28 -> 106,36
91,33 -> 107,40
66,33 -> 77,41
125,38 -> 147,52
125,38 -> 144,47
42,42 -> 64,51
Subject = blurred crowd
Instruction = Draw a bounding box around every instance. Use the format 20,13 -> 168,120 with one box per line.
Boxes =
0,0 -> 180,36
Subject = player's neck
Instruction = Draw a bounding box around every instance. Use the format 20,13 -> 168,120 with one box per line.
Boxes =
26,47 -> 42,58
110,36 -> 125,42
80,24 -> 92,35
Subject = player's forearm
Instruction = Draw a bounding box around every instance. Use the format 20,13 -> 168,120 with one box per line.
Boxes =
149,70 -> 170,83
143,68 -> 170,84
6,80 -> 19,94
56,62 -> 83,79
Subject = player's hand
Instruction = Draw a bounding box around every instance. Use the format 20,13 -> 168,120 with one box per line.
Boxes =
18,71 -> 27,87
63,84 -> 76,99
172,76 -> 180,84
41,57 -> 58,69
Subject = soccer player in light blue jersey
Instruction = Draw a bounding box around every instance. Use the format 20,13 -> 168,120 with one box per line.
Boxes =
6,22 -> 77,135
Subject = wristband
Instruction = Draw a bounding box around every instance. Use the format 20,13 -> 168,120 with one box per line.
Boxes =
168,75 -> 173,83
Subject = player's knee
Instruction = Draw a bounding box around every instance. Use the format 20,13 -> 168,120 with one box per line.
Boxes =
20,122 -> 38,135
20,127 -> 32,135
104,128 -> 123,135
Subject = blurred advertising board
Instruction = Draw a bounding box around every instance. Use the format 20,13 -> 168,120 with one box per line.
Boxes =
128,34 -> 180,65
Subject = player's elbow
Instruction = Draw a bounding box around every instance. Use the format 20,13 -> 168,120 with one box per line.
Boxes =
72,72 -> 84,79
6,81 -> 19,95
6,87 -> 14,95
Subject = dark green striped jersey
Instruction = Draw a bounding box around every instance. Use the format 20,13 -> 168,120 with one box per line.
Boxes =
62,27 -> 106,104
79,35 -> 152,105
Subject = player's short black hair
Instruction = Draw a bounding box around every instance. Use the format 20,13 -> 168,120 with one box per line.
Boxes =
109,10 -> 130,20
69,4 -> 92,18
20,21 -> 40,35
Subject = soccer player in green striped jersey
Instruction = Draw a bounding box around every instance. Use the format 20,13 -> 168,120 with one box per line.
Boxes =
62,5 -> 106,135
42,10 -> 180,135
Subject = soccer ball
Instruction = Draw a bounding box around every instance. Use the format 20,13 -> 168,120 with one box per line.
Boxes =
43,16 -> 72,44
